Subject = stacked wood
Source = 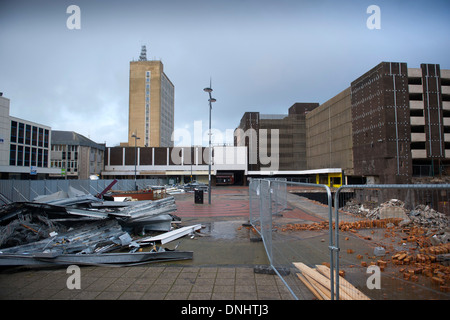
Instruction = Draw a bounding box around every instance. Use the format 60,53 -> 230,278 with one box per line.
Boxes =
293,262 -> 370,300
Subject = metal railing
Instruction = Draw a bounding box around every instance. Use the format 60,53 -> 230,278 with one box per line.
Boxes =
0,178 -> 168,203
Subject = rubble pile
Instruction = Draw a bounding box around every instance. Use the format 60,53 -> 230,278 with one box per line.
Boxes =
342,199 -> 406,219
342,199 -> 450,244
0,211 -> 65,249
408,204 -> 449,235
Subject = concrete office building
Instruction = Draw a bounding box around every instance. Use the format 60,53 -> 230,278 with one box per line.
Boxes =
235,103 -> 318,175
50,131 -> 105,180
0,94 -> 59,179
306,88 -> 353,186
306,61 -> 450,184
127,46 -> 174,148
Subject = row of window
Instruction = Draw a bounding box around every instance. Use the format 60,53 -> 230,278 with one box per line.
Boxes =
11,121 -> 49,148
52,145 -> 78,152
145,71 -> 151,146
10,144 -> 49,167
160,74 -> 174,147
51,160 -> 78,172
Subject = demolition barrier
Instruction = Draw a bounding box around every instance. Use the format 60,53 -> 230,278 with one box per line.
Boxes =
249,179 -> 335,300
0,178 -> 167,203
249,179 -> 450,300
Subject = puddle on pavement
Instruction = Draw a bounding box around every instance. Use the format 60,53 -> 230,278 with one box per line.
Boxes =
201,220 -> 250,241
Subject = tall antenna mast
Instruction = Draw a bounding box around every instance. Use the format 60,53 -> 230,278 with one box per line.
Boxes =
139,45 -> 147,61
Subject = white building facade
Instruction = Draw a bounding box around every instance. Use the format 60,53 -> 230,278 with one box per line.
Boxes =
0,94 -> 59,179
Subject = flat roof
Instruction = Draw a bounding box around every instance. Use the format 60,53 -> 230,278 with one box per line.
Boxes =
247,168 -> 342,175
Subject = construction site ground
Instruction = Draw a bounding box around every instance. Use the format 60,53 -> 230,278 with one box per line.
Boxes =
0,186 -> 449,301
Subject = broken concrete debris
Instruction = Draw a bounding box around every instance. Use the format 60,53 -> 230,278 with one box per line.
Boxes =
253,264 -> 290,276
278,196 -> 450,293
0,187 -> 197,267
342,198 -> 450,244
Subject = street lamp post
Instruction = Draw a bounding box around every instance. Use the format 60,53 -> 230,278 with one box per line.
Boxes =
131,132 -> 140,191
203,85 -> 216,204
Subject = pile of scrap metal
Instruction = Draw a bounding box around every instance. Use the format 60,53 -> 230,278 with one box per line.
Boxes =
0,187 -> 196,267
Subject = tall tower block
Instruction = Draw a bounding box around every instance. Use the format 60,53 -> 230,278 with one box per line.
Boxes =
128,46 -> 174,147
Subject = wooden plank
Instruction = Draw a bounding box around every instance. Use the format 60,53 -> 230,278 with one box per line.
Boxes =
315,265 -> 370,300
297,273 -> 326,300
303,273 -> 331,300
293,262 -> 353,300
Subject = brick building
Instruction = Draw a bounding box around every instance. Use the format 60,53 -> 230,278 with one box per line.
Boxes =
307,61 -> 450,184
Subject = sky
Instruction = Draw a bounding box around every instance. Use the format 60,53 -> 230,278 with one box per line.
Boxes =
1,0 -> 450,147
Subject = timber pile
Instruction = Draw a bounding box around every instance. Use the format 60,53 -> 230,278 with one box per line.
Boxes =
293,262 -> 370,300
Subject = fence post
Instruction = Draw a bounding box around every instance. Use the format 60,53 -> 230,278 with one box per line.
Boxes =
249,179 -> 254,226
333,187 -> 342,300
268,179 -> 273,265
323,184 -> 338,300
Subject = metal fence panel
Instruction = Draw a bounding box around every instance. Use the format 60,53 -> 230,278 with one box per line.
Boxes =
249,179 -> 335,300
249,179 -> 261,229
260,179 -> 273,264
249,180 -> 450,300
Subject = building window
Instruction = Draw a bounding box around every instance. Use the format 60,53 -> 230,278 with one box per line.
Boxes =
44,129 -> 49,148
38,149 -> 43,167
9,145 -> 16,166
32,126 -> 38,146
10,121 -> 17,143
24,146 -> 30,167
18,123 -> 24,144
44,149 -> 48,167
17,146 -> 23,166
31,147 -> 37,167
38,128 -> 44,147
25,124 -> 31,145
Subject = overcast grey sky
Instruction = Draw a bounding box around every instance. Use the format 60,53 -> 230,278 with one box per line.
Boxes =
1,0 -> 450,147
